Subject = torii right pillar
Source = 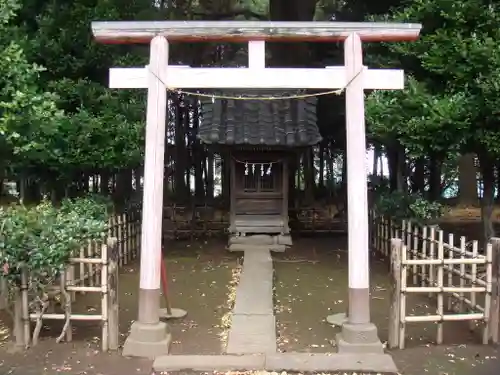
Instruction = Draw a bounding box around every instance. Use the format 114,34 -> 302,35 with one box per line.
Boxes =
336,32 -> 383,353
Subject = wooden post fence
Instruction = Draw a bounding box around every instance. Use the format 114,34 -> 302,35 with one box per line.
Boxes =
388,238 -> 402,348
489,237 -> 500,343
107,237 -> 120,350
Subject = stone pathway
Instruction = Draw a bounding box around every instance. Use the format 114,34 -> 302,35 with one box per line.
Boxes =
226,248 -> 276,354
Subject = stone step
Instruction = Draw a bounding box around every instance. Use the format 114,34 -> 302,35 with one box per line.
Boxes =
277,235 -> 293,246
228,243 -> 287,252
234,226 -> 284,234
229,234 -> 293,246
152,353 -> 398,373
226,314 -> 277,354
229,234 -> 274,245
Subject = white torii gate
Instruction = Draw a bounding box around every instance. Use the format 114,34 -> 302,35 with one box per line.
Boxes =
91,21 -> 421,358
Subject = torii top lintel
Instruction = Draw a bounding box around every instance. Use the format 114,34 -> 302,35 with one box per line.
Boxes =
91,20 -> 422,44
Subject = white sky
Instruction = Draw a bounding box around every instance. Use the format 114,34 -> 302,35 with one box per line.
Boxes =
366,148 -> 389,176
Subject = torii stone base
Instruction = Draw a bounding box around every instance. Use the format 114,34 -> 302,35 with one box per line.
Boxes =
122,321 -> 171,359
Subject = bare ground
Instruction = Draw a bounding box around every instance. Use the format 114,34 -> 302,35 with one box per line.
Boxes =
0,221 -> 499,375
274,235 -> 499,375
441,205 -> 500,223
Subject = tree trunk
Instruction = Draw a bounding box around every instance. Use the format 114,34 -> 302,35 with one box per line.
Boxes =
304,148 -> 315,205
194,151 -> 204,204
115,169 -> 133,204
458,153 -> 478,205
479,153 -> 496,245
19,171 -> 40,204
100,170 -> 110,195
174,96 -> 188,203
326,146 -> 335,198
267,0 -> 318,209
81,172 -> 89,194
497,162 -> 500,203
428,155 -> 443,201
110,173 -> 117,195
206,153 -> 214,202
134,167 -> 143,193
411,157 -> 425,194
288,154 -> 298,214
319,143 -> 325,188
49,173 -> 65,204
193,107 -> 204,204
222,153 -> 231,209
387,143 -> 405,192
269,0 -> 318,66
0,165 -> 4,197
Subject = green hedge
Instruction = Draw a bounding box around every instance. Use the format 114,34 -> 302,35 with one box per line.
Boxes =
0,196 -> 110,291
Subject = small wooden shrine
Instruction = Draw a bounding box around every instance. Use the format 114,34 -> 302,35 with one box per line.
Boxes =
198,91 -> 321,249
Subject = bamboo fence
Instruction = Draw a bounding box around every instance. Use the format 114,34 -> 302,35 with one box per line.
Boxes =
370,211 -> 500,349
12,209 -> 141,351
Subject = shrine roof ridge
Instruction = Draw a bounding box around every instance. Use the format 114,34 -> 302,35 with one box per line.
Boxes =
91,20 -> 422,44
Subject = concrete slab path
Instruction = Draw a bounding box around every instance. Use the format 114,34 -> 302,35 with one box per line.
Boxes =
226,248 -> 277,354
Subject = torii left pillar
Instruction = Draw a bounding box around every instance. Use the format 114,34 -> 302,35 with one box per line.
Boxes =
122,35 -> 172,358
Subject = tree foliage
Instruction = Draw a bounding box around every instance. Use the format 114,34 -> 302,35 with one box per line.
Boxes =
365,0 -> 500,240
367,76 -> 469,158
0,0 -> 150,192
0,0 -> 62,166
2,0 -> 500,237
368,0 -> 500,158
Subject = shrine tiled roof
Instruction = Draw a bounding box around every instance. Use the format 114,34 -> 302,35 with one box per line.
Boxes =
198,90 -> 322,147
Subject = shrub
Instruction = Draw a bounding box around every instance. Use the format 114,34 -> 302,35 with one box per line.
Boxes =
0,196 -> 110,291
373,190 -> 443,225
